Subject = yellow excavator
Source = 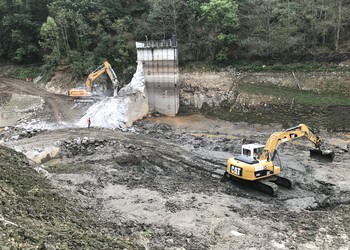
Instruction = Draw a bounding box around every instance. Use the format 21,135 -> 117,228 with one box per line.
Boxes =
69,61 -> 119,98
222,124 -> 335,195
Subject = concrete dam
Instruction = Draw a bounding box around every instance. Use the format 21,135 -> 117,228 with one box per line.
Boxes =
136,35 -> 180,116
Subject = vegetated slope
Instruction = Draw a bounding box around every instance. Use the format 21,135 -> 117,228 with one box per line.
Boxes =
0,145 -> 142,249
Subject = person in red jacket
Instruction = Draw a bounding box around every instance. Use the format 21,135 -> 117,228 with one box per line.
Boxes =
87,117 -> 91,129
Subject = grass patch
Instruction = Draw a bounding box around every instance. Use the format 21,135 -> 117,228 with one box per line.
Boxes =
44,163 -> 92,174
233,60 -> 343,73
2,64 -> 52,86
5,65 -> 42,79
239,83 -> 350,105
203,102 -> 350,131
182,60 -> 348,73
181,61 -> 221,72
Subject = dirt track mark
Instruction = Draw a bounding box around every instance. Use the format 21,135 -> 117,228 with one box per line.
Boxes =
0,77 -> 85,123
2,73 -> 350,249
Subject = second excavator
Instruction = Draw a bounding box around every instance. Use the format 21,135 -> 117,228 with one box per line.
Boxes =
222,124 -> 335,195
69,61 -> 119,99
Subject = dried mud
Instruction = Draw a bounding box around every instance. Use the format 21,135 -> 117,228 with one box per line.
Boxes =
1,77 -> 350,249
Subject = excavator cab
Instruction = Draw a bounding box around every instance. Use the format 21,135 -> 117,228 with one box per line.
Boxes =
241,143 -> 265,159
68,86 -> 91,97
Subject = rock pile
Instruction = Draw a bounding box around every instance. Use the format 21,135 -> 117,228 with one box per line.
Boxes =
0,126 -> 44,142
59,137 -> 109,158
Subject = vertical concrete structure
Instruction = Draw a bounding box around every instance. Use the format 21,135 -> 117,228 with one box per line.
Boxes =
136,35 -> 180,116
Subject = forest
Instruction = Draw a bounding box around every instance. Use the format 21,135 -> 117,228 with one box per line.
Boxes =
0,0 -> 350,78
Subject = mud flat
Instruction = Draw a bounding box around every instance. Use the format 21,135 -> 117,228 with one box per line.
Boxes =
1,74 -> 350,249
0,93 -> 43,127
0,110 -> 23,127
3,117 -> 350,249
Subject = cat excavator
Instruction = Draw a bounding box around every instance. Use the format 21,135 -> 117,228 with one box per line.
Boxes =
69,61 -> 119,99
222,124 -> 335,195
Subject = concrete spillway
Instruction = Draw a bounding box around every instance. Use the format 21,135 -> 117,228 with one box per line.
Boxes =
136,35 -> 180,116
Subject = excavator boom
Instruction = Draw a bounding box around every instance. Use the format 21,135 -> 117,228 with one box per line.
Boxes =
260,124 -> 333,162
69,61 -> 119,98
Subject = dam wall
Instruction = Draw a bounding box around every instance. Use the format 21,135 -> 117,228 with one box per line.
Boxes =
136,35 -> 180,116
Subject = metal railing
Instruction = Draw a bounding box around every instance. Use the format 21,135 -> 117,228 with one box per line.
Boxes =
138,35 -> 177,48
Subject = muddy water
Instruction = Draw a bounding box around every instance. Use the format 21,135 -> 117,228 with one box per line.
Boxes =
143,113 -> 283,137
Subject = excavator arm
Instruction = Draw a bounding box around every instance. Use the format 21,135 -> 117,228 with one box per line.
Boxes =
104,61 -> 119,93
85,61 -> 119,93
85,65 -> 107,92
260,124 -> 331,161
69,61 -> 119,98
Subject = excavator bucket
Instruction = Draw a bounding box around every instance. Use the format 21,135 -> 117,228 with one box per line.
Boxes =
310,148 -> 335,162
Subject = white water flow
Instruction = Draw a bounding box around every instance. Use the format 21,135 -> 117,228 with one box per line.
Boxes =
76,62 -> 149,129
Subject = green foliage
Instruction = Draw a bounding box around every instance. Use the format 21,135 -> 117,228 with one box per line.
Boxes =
144,0 -> 189,40
44,162 -> 93,174
6,65 -> 42,79
67,50 -> 94,77
0,0 -> 48,63
199,0 -> 239,62
40,17 -> 59,50
237,0 -> 350,58
200,0 -> 239,28
1,0 -> 350,73
39,16 -> 61,73
37,0 -> 139,78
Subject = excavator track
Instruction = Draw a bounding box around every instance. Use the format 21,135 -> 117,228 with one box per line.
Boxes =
270,176 -> 293,189
222,172 -> 292,196
254,179 -> 279,196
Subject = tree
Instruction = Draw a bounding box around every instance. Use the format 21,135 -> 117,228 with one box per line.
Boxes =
238,0 -> 303,59
40,16 -> 60,70
199,0 -> 239,62
0,0 -> 49,63
144,0 -> 189,40
39,0 -> 145,78
333,0 -> 350,52
40,17 -> 59,51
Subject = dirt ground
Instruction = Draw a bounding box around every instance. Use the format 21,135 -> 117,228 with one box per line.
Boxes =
1,77 -> 350,249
